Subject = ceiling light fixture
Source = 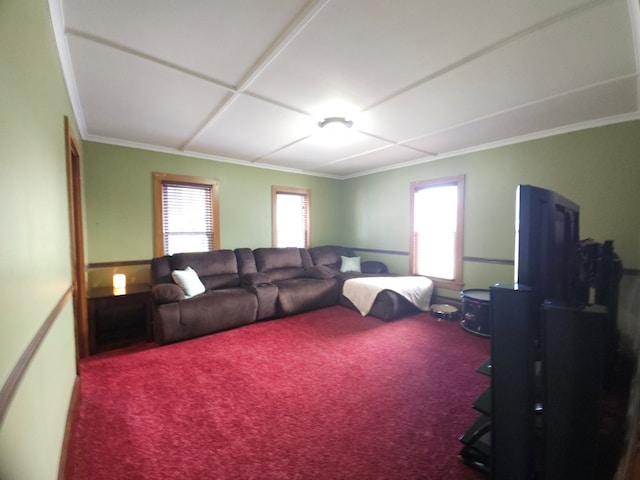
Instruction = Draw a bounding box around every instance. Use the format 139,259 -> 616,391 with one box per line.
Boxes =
317,116 -> 353,129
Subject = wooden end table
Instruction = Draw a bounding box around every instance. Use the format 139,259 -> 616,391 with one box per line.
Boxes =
87,284 -> 153,354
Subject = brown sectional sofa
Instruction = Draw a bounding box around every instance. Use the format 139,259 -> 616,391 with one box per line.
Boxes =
150,245 -> 405,345
150,249 -> 259,344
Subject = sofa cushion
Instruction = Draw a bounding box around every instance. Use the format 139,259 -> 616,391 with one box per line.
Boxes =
235,248 -> 258,275
171,266 -> 206,298
171,250 -> 238,277
265,268 -> 304,282
253,247 -> 309,282
254,247 -> 304,271
361,261 -> 388,274
156,288 -> 258,345
170,250 -> 241,289
200,274 -> 242,290
303,265 -> 337,279
340,256 -> 361,273
276,277 -> 340,315
308,245 -> 355,270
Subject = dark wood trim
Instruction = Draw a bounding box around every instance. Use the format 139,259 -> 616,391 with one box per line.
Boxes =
88,259 -> 151,269
408,175 -> 465,286
433,293 -> 463,307
464,256 -> 515,266
152,172 -> 220,257
351,247 -> 515,267
87,255 -> 639,278
66,116 -> 89,361
432,278 -> 465,292
272,185 -> 311,248
0,285 -> 74,426
58,376 -> 80,480
351,247 -> 409,256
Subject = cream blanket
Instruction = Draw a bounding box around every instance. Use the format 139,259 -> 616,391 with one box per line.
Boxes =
342,276 -> 434,316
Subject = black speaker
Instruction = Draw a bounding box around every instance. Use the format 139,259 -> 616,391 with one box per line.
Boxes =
490,283 -> 538,480
540,302 -> 608,480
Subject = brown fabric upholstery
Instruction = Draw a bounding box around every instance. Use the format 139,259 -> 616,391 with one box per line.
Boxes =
151,256 -> 172,284
276,278 -> 340,316
246,283 -> 278,320
150,245 -> 401,345
308,245 -> 355,270
339,290 -> 420,321
251,247 -> 340,315
308,245 -> 389,274
171,250 -> 237,275
170,250 -> 240,289
155,289 -> 257,344
235,248 -> 257,276
303,265 -> 337,279
151,283 -> 185,304
361,261 -> 388,274
241,272 -> 271,287
254,247 -> 303,270
253,248 -> 306,282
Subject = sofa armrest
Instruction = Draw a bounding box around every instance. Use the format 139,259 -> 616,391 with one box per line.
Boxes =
151,283 -> 186,304
241,272 -> 272,287
361,261 -> 388,274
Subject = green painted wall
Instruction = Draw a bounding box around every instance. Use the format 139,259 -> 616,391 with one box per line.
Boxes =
83,122 -> 639,347
0,1 -> 637,477
0,0 -> 79,478
343,122 -> 639,270
341,121 -> 640,347
83,142 -> 346,285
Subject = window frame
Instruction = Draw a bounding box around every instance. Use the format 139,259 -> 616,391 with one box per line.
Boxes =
409,175 -> 465,291
271,186 -> 311,248
153,172 -> 220,256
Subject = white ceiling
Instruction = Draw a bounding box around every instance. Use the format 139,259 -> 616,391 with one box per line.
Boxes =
52,0 -> 640,178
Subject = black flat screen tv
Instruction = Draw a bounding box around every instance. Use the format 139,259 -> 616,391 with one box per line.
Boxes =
514,185 -> 581,306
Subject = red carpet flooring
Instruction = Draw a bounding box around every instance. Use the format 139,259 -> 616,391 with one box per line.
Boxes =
66,306 -> 490,479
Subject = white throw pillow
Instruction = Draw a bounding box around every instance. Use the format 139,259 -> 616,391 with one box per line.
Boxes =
340,256 -> 361,273
171,266 -> 206,298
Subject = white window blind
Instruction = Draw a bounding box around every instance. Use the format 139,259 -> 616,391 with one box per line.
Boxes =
275,191 -> 308,248
413,184 -> 458,279
162,182 -> 213,255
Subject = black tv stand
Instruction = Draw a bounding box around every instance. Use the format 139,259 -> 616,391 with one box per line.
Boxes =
460,284 -> 614,480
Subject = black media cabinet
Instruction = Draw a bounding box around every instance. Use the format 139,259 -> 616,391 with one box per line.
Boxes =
460,284 -> 616,479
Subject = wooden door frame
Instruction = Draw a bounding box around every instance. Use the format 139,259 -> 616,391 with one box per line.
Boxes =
65,116 -> 89,362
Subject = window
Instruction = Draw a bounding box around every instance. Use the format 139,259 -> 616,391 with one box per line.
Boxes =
410,175 -> 465,290
153,173 -> 220,256
272,186 -> 310,248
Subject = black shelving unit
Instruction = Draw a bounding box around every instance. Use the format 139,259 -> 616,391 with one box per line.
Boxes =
460,359 -> 492,472
460,283 -> 616,479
